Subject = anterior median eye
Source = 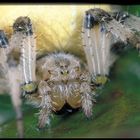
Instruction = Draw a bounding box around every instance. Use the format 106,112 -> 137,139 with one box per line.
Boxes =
60,65 -> 63,68
60,70 -> 69,75
60,71 -> 64,74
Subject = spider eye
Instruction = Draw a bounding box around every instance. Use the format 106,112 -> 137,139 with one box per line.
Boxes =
60,70 -> 69,75
60,71 -> 64,74
60,65 -> 63,68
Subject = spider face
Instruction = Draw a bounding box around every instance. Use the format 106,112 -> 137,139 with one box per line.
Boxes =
13,16 -> 33,35
42,53 -> 81,83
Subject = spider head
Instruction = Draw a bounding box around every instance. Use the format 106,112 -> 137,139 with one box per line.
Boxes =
55,57 -> 70,74
13,16 -> 33,35
43,53 -> 81,82
54,56 -> 71,82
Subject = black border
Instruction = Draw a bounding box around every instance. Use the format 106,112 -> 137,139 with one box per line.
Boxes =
0,0 -> 140,5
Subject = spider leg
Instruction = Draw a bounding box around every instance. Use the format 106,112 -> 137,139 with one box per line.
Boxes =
80,73 -> 95,118
87,8 -> 140,53
6,16 -> 37,137
8,67 -> 24,138
37,80 -> 52,129
14,105 -> 24,138
80,80 -> 95,118
0,30 -> 24,138
0,30 -> 9,76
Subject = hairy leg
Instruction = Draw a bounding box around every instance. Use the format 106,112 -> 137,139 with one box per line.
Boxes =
80,82 -> 95,118
0,30 -> 24,137
38,80 -> 52,128
8,68 -> 24,138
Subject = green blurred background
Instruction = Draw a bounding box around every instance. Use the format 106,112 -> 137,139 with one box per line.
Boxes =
1,5 -> 140,138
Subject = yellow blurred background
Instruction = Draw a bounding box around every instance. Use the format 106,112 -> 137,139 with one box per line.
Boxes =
0,4 -> 121,58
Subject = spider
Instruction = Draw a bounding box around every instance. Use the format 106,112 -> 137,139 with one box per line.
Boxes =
0,8 -> 140,138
